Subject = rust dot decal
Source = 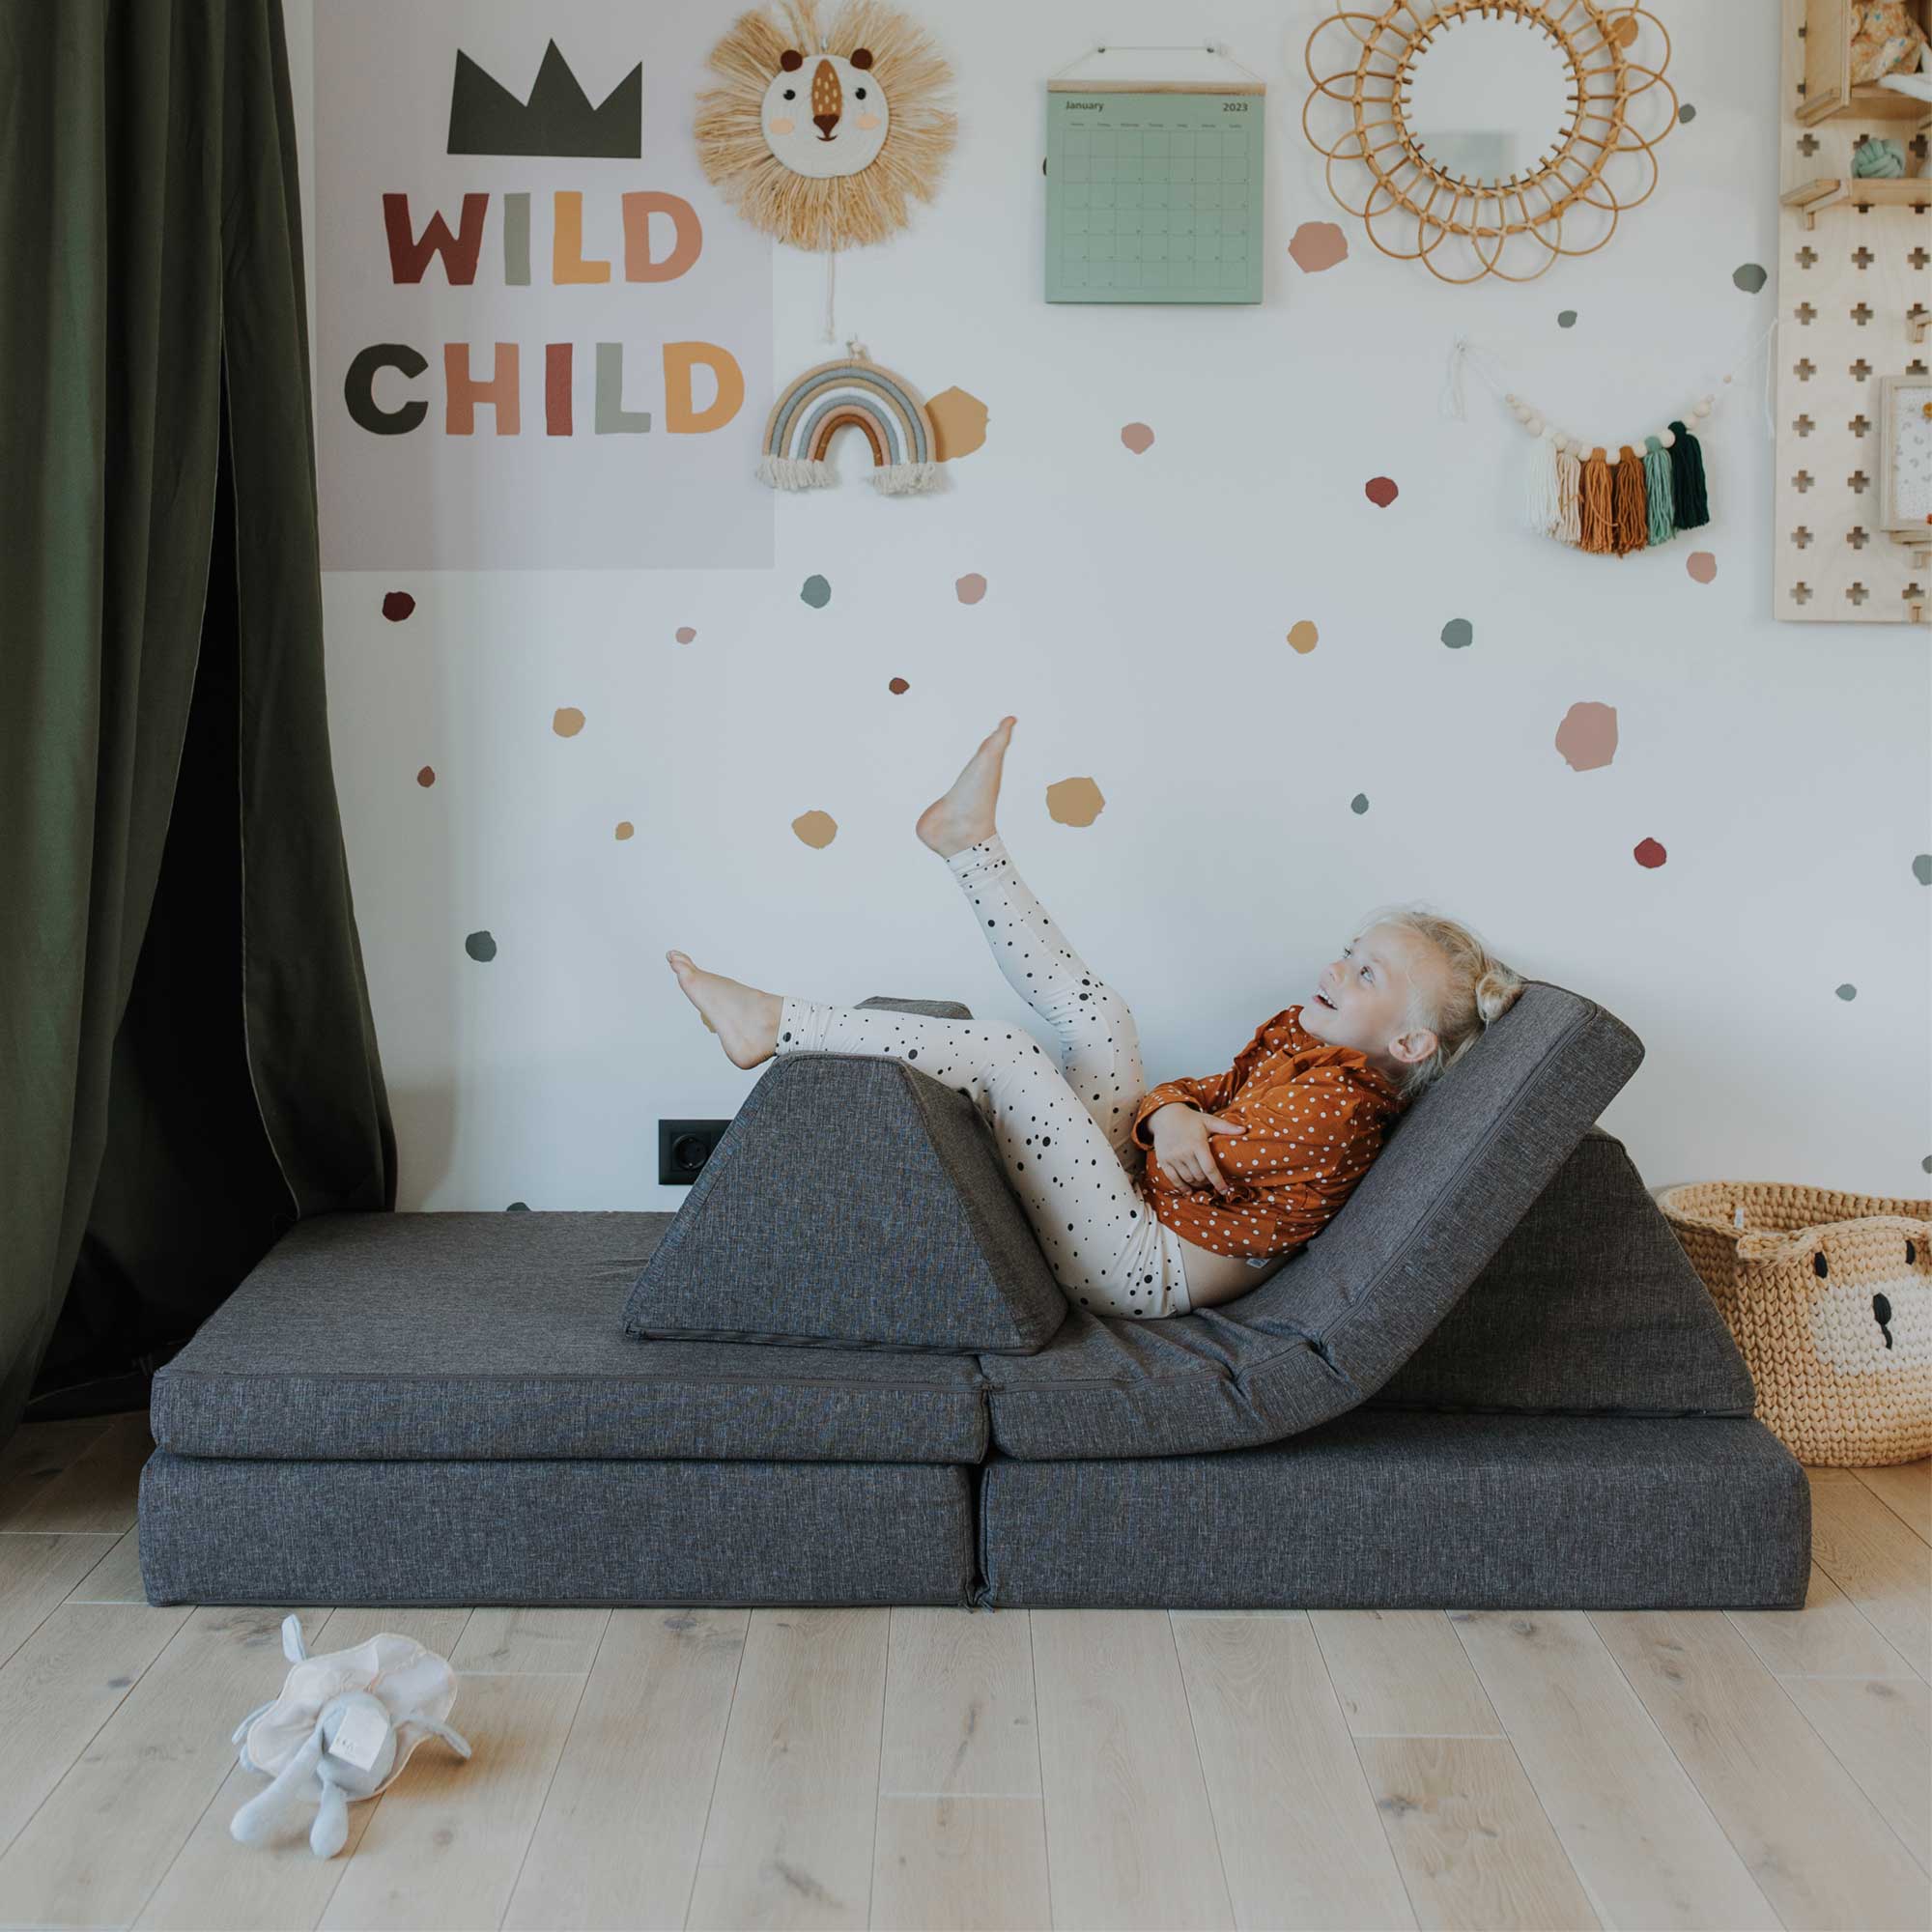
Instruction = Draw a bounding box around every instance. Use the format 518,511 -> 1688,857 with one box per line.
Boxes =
1634,838 -> 1667,868
614,821 -> 635,840
1046,776 -> 1105,827
927,387 -> 989,461
675,626 -> 697,644
792,810 -> 838,848
416,765 -> 437,788
1287,221 -> 1349,273
1120,422 -> 1155,455
1555,701 -> 1619,771
1365,476 -> 1399,507
1686,551 -> 1718,583
889,676 -> 910,694
382,591 -> 415,622
1287,620 -> 1320,653
955,573 -> 987,605
553,707 -> 586,737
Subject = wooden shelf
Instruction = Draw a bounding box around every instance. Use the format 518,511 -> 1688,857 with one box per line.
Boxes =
1780,174 -> 1932,225
1799,82 -> 1932,127
1800,0 -> 1932,125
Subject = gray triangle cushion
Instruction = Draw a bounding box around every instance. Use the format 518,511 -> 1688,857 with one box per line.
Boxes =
623,997 -> 1069,1354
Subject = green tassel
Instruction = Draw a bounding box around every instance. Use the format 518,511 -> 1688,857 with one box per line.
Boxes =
1643,436 -> 1675,546
1667,420 -> 1709,530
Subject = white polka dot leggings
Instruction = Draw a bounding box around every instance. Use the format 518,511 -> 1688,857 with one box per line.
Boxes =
775,832 -> 1194,1319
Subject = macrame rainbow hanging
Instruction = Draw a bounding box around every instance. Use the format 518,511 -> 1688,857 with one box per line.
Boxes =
758,353 -> 941,496
1508,388 -> 1714,556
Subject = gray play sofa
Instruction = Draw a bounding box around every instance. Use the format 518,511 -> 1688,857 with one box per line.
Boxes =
138,984 -> 1809,1609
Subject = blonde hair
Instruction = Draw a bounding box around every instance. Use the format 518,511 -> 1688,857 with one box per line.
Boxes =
1352,903 -> 1528,1107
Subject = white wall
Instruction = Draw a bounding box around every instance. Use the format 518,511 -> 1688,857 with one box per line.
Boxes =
286,1 -> 1931,1210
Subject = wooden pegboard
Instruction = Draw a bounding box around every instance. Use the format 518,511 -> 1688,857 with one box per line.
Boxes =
1775,0 -> 1931,624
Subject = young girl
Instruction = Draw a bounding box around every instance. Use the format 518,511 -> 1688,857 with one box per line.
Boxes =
666,718 -> 1525,1319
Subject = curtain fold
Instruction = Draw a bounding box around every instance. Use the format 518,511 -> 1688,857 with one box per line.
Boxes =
0,0 -> 395,1443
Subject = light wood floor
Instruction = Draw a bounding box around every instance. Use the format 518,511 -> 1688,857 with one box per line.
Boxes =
0,1414 -> 1925,1932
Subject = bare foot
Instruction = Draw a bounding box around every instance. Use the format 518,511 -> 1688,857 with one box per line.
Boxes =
665,951 -> 782,1068
916,716 -> 1016,859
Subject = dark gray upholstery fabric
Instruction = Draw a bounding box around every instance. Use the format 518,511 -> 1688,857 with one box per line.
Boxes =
977,1413 -> 1809,1609
150,1210 -> 988,1463
624,1022 -> 1068,1357
980,980 -> 1644,1459
1376,1128 -> 1756,1416
139,1453 -> 978,1606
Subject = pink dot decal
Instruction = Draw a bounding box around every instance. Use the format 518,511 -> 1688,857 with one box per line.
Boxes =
1555,701 -> 1619,771
1121,422 -> 1155,455
382,591 -> 415,622
1686,551 -> 1718,583
1287,221 -> 1350,273
1364,476 -> 1399,507
675,626 -> 697,643
1634,838 -> 1668,868
955,573 -> 987,605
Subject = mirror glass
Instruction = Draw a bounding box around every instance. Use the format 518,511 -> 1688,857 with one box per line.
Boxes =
1405,18 -> 1573,185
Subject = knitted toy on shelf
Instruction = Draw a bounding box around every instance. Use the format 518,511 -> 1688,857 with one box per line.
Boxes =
229,1615 -> 471,1860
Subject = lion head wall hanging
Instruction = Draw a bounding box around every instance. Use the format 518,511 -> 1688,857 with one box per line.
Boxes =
695,0 -> 957,253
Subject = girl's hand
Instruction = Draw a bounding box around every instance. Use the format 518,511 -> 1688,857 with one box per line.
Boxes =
1149,1106 -> 1246,1198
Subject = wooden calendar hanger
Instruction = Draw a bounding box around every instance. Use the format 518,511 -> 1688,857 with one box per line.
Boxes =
1048,40 -> 1267,93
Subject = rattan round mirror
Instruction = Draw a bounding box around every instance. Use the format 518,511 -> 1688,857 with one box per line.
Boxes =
1301,1 -> 1677,284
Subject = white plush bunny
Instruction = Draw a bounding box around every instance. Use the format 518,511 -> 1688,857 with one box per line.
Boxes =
230,1614 -> 471,1858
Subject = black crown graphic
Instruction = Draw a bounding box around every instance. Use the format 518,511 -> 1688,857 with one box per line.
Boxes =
447,40 -> 641,159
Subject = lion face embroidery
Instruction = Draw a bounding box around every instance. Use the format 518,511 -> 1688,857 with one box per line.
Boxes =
762,46 -> 889,179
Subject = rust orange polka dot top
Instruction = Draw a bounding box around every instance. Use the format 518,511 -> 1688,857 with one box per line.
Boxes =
1129,1004 -> 1405,1260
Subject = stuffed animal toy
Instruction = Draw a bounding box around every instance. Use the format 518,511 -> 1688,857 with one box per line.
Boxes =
229,1614 -> 470,1859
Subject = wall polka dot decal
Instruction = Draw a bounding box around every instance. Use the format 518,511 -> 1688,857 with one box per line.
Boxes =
927,386 -> 989,460
1557,310 -> 1577,328
1440,617 -> 1473,649
1121,422 -> 1155,455
1350,792 -> 1370,814
553,706 -> 585,737
1915,854 -> 1932,885
1922,1155 -> 1932,1174
465,930 -> 497,962
1678,101 -> 1696,123
1835,982 -> 1858,1001
1686,550 -> 1718,583
1609,13 -> 1637,44
675,626 -> 696,643
1287,620 -> 1319,653
614,821 -> 635,840
506,1201 -> 530,1211
416,765 -> 437,787
1634,838 -> 1667,868
1287,220 -> 1349,272
381,591 -> 416,622
1364,476 -> 1399,507
1555,700 -> 1618,770
1732,263 -> 1767,294
889,676 -> 910,694
801,574 -> 832,608
955,573 -> 987,605
1046,776 -> 1105,827
792,810 -> 838,848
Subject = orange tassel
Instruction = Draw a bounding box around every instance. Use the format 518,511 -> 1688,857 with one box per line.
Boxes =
1578,450 -> 1614,554
1613,445 -> 1648,554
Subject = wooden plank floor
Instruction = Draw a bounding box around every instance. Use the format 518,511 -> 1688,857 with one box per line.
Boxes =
0,1417 -> 1925,1931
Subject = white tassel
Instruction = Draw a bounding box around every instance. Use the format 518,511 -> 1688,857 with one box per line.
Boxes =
869,461 -> 943,497
755,454 -> 834,491
1523,432 -> 1561,536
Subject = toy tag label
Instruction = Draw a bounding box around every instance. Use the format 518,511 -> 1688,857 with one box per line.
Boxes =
327,1702 -> 388,1772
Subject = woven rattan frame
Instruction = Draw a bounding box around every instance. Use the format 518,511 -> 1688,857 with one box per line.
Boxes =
1301,1 -> 1677,285
1662,1180 -> 1931,1468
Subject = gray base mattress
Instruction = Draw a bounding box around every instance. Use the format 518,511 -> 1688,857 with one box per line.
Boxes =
979,1414 -> 1811,1609
139,1455 -> 977,1608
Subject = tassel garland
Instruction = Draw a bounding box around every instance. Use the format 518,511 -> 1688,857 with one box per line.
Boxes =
1578,450 -> 1615,554
1612,445 -> 1648,555
1501,388 -> 1719,557
1642,435 -> 1675,546
1665,419 -> 1710,530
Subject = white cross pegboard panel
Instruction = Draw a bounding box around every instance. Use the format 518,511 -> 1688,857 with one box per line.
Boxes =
1776,0 -> 1931,624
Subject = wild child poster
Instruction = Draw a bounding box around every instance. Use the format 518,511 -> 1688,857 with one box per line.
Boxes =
315,1 -> 774,569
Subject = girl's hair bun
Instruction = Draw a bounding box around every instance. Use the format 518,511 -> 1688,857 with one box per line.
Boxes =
1474,963 -> 1527,1026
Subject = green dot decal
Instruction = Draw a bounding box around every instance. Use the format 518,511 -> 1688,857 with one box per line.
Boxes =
1834,982 -> 1858,1001
1914,853 -> 1932,885
1678,101 -> 1696,123
1440,617 -> 1473,649
1733,263 -> 1767,295
801,574 -> 831,609
506,1201 -> 529,1211
466,930 -> 497,962
1922,1155 -> 1932,1174
1557,310 -> 1577,328
1350,793 -> 1370,814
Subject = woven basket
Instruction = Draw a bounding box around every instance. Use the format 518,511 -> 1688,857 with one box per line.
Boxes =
1660,1180 -> 1931,1466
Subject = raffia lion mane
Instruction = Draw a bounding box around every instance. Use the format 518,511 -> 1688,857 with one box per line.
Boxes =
695,0 -> 957,250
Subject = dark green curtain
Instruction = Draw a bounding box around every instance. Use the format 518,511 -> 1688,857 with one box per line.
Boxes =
0,0 -> 396,1443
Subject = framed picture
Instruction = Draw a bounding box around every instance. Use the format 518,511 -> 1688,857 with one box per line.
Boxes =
1877,372 -> 1932,557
